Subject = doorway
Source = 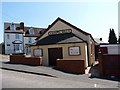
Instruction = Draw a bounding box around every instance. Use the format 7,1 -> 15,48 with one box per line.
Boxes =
48,47 -> 63,66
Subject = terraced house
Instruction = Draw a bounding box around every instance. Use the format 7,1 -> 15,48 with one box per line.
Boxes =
4,22 -> 45,54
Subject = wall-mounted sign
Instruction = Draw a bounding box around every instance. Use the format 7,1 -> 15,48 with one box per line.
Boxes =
48,29 -> 72,35
69,46 -> 80,56
34,48 -> 43,57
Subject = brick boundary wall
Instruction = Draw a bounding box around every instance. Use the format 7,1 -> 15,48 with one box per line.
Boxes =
56,59 -> 85,74
10,55 -> 42,66
98,52 -> 120,78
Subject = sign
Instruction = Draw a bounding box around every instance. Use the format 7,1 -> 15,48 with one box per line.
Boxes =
48,29 -> 72,35
69,46 -> 80,56
34,48 -> 43,57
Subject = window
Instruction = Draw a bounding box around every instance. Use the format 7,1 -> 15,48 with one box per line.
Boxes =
29,27 -> 34,34
39,29 -> 45,34
7,44 -> 10,46
16,34 -> 19,39
14,44 -> 22,53
28,37 -> 32,43
34,48 -> 43,57
26,48 -> 31,54
10,23 -> 16,30
15,44 -> 19,51
7,34 -> 9,39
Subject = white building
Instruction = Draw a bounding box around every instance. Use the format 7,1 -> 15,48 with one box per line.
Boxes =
100,44 -> 120,54
4,22 -> 45,54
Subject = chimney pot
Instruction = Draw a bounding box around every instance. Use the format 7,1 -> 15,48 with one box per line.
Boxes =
100,38 -> 102,41
20,22 -> 24,31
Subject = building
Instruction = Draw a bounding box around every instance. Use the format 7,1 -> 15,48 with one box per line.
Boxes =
4,22 -> 45,54
23,25 -> 45,55
100,44 -> 120,54
0,42 -> 5,54
94,38 -> 120,60
94,38 -> 105,60
30,17 -> 95,67
98,44 -> 120,78
94,38 -> 104,45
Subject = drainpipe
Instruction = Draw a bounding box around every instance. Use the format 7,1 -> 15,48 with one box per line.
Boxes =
23,32 -> 25,54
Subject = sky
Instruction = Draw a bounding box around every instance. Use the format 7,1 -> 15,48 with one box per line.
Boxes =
0,1 -> 119,43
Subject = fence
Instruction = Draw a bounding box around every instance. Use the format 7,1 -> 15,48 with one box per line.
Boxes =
98,52 -> 120,78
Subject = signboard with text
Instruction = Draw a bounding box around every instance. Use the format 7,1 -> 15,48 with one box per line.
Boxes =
48,29 -> 72,35
69,46 -> 80,56
34,48 -> 43,57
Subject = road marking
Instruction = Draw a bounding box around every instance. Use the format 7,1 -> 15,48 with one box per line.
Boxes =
94,83 -> 97,87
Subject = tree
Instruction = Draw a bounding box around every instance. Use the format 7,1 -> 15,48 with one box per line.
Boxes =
118,35 -> 120,44
108,28 -> 117,44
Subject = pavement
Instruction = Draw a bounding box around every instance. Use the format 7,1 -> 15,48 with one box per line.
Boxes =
0,54 -> 91,78
0,54 -> 119,88
1,61 -> 89,78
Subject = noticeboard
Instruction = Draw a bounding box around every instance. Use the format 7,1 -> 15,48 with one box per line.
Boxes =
34,48 -> 43,57
69,46 -> 80,56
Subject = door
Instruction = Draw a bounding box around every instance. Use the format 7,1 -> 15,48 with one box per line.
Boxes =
48,47 -> 63,66
14,44 -> 22,53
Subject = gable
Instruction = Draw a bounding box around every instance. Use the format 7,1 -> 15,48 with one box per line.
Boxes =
36,18 -> 91,42
4,22 -> 46,36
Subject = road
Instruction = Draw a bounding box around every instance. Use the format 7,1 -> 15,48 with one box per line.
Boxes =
1,69 -> 119,88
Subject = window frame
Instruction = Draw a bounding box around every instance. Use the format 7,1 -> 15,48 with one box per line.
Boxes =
10,23 -> 16,30
15,44 -> 20,51
7,34 -> 10,39
7,44 -> 10,46
28,37 -> 32,43
29,28 -> 34,34
15,34 -> 19,39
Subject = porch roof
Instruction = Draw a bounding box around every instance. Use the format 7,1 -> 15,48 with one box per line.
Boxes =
12,40 -> 23,44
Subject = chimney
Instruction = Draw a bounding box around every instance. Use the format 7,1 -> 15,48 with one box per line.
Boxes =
100,38 -> 102,41
20,22 -> 24,31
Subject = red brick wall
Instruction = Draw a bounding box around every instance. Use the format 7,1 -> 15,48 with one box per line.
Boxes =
10,55 -> 42,66
56,59 -> 85,74
100,47 -> 108,54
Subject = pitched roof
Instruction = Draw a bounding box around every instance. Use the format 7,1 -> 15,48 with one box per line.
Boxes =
36,17 -> 92,40
4,22 -> 46,37
24,27 -> 45,37
94,38 -> 104,43
94,38 -> 104,45
35,33 -> 85,45
5,26 -> 20,30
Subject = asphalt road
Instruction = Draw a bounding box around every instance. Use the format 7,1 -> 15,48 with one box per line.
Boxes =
1,69 -> 119,88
